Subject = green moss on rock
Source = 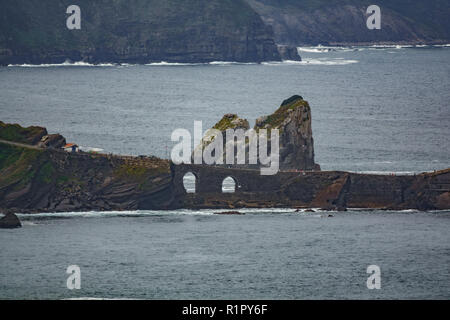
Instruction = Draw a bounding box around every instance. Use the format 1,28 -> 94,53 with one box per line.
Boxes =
256,96 -> 309,131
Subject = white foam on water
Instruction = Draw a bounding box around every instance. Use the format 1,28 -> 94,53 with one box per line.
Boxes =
297,47 -> 331,53
303,58 -> 359,65
263,58 -> 358,66
297,45 -> 356,53
145,61 -> 200,66
13,206 -> 447,220
144,61 -> 257,66
79,146 -> 104,153
21,221 -> 38,226
208,61 -> 256,65
7,60 -> 117,68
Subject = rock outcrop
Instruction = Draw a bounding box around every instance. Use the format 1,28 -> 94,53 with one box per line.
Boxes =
255,95 -> 318,171
0,212 -> 22,229
277,45 -> 301,61
37,134 -> 67,149
197,95 -> 319,171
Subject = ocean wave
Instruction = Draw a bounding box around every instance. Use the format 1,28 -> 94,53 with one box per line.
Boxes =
297,44 -> 449,53
208,61 -> 256,65
7,61 -> 117,68
297,45 -> 358,53
297,47 -> 332,53
263,58 -> 358,66
14,207 -> 448,219
79,146 -> 104,153
301,58 -> 359,65
144,61 -> 257,66
145,61 -> 200,66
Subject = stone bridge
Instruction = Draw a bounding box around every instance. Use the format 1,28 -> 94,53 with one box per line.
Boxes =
170,163 -> 450,210
171,163 -> 302,196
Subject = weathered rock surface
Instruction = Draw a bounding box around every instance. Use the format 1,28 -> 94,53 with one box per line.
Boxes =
277,45 -> 301,61
175,165 -> 450,211
197,95 -> 319,171
0,140 -> 175,213
37,134 -> 67,149
255,95 -> 318,170
0,212 -> 22,229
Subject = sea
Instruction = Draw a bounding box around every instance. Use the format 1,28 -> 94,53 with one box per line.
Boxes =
0,45 -> 449,299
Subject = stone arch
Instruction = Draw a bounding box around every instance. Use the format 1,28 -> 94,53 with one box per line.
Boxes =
182,171 -> 198,193
222,176 -> 239,193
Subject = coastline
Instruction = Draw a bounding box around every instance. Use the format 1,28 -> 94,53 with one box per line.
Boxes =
1,138 -> 449,214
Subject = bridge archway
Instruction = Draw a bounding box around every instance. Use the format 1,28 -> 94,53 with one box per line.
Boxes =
183,172 -> 198,193
222,176 -> 238,193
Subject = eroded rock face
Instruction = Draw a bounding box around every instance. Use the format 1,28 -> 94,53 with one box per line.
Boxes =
255,95 -> 318,170
277,45 -> 301,61
197,95 -> 319,170
0,213 -> 22,229
37,134 -> 66,149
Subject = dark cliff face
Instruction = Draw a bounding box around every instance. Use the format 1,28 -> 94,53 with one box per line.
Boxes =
255,96 -> 318,170
0,0 -> 281,65
245,0 -> 450,45
0,142 -> 175,212
195,96 -> 318,170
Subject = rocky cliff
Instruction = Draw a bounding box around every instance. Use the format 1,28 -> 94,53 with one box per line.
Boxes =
0,0 -> 282,65
255,95 -> 318,170
197,95 -> 319,170
245,0 -> 450,45
1,115 -> 449,213
0,124 -> 175,212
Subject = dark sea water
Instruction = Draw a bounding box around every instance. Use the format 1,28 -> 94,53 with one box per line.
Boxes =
1,209 -> 449,300
0,45 -> 449,299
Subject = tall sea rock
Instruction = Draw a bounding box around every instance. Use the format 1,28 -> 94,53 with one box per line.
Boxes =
197,95 -> 319,171
0,0 -> 281,65
255,95 -> 318,171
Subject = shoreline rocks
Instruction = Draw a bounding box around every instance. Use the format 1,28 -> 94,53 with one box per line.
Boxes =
277,45 -> 301,61
0,213 -> 22,229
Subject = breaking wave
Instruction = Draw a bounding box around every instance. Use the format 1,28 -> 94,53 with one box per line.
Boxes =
297,44 -> 450,53
7,60 -> 117,67
263,58 -> 358,66
297,45 -> 357,53
14,207 -> 443,221
145,61 -> 257,66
